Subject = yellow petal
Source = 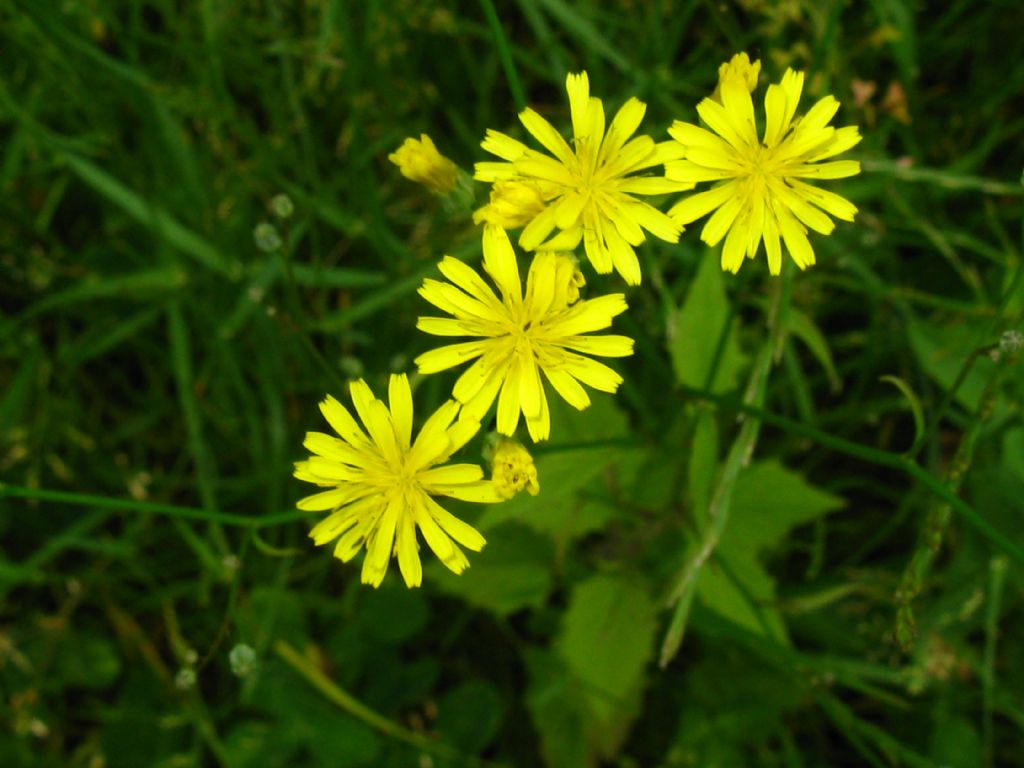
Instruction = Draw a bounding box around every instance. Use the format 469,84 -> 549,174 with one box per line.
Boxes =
419,464 -> 485,486
599,96 -> 646,164
763,208 -> 783,276
668,182 -> 739,225
561,334 -> 634,357
415,341 -> 489,375
437,256 -> 502,310
790,180 -> 858,221
720,216 -> 747,273
545,294 -> 628,336
696,97 -> 747,151
361,500 -> 399,587
720,77 -> 758,146
558,353 -> 623,392
395,511 -> 422,588
424,494 -> 488,549
388,374 -> 413,450
482,224 -> 523,305
410,492 -> 463,570
566,71 -> 591,141
496,357 -> 523,435
788,160 -> 861,179
776,205 -> 816,269
543,367 -> 591,410
700,194 -> 744,246
524,385 -> 550,442
406,400 -> 460,472
319,395 -> 371,447
519,108 -> 575,165
480,129 -> 529,161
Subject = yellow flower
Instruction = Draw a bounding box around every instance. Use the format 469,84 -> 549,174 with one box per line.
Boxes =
475,72 -> 690,286
489,438 -> 540,499
389,134 -> 460,195
666,59 -> 862,275
294,375 -> 501,588
414,226 -> 634,442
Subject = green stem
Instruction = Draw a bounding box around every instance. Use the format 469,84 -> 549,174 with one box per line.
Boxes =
659,273 -> 787,667
983,557 -> 1009,768
675,383 -> 1024,566
0,483 -> 311,528
275,641 -> 500,768
479,0 -> 527,111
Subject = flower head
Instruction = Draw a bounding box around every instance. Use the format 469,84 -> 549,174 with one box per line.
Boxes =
415,226 -> 634,442
294,375 -> 501,588
488,438 -> 540,499
666,57 -> 862,275
389,134 -> 460,195
475,72 -> 690,285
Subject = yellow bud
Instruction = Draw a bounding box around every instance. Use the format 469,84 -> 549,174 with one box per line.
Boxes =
713,53 -> 762,101
388,134 -> 460,195
472,181 -> 547,229
490,438 -> 540,500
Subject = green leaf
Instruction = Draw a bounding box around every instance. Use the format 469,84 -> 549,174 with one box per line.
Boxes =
357,586 -> 428,645
555,574 -> 657,758
696,461 -> 845,641
669,252 -> 747,393
431,522 -> 553,615
524,649 -> 592,768
786,306 -> 842,392
688,407 -> 719,514
437,679 -> 505,754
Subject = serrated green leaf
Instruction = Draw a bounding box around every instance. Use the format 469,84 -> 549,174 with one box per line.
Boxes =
696,461 -> 845,641
555,574 -> 656,758
669,252 -> 747,393
524,649 -> 592,768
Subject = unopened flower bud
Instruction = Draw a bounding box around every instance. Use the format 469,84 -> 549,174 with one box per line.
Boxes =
473,181 -> 547,229
389,134 -> 460,195
489,438 -> 540,500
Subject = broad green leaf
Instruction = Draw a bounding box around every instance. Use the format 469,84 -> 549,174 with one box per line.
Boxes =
669,252 -> 747,393
357,586 -> 428,645
437,679 -> 505,754
431,522 -> 553,615
555,574 -> 657,758
524,649 -> 592,768
696,461 -> 845,641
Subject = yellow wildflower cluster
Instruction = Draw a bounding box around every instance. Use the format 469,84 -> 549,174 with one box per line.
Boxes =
298,55 -> 861,587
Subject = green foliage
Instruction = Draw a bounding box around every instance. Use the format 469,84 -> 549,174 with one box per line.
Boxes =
3,0 -> 1024,766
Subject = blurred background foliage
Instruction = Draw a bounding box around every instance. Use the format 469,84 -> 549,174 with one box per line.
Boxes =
1,0 -> 1023,766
